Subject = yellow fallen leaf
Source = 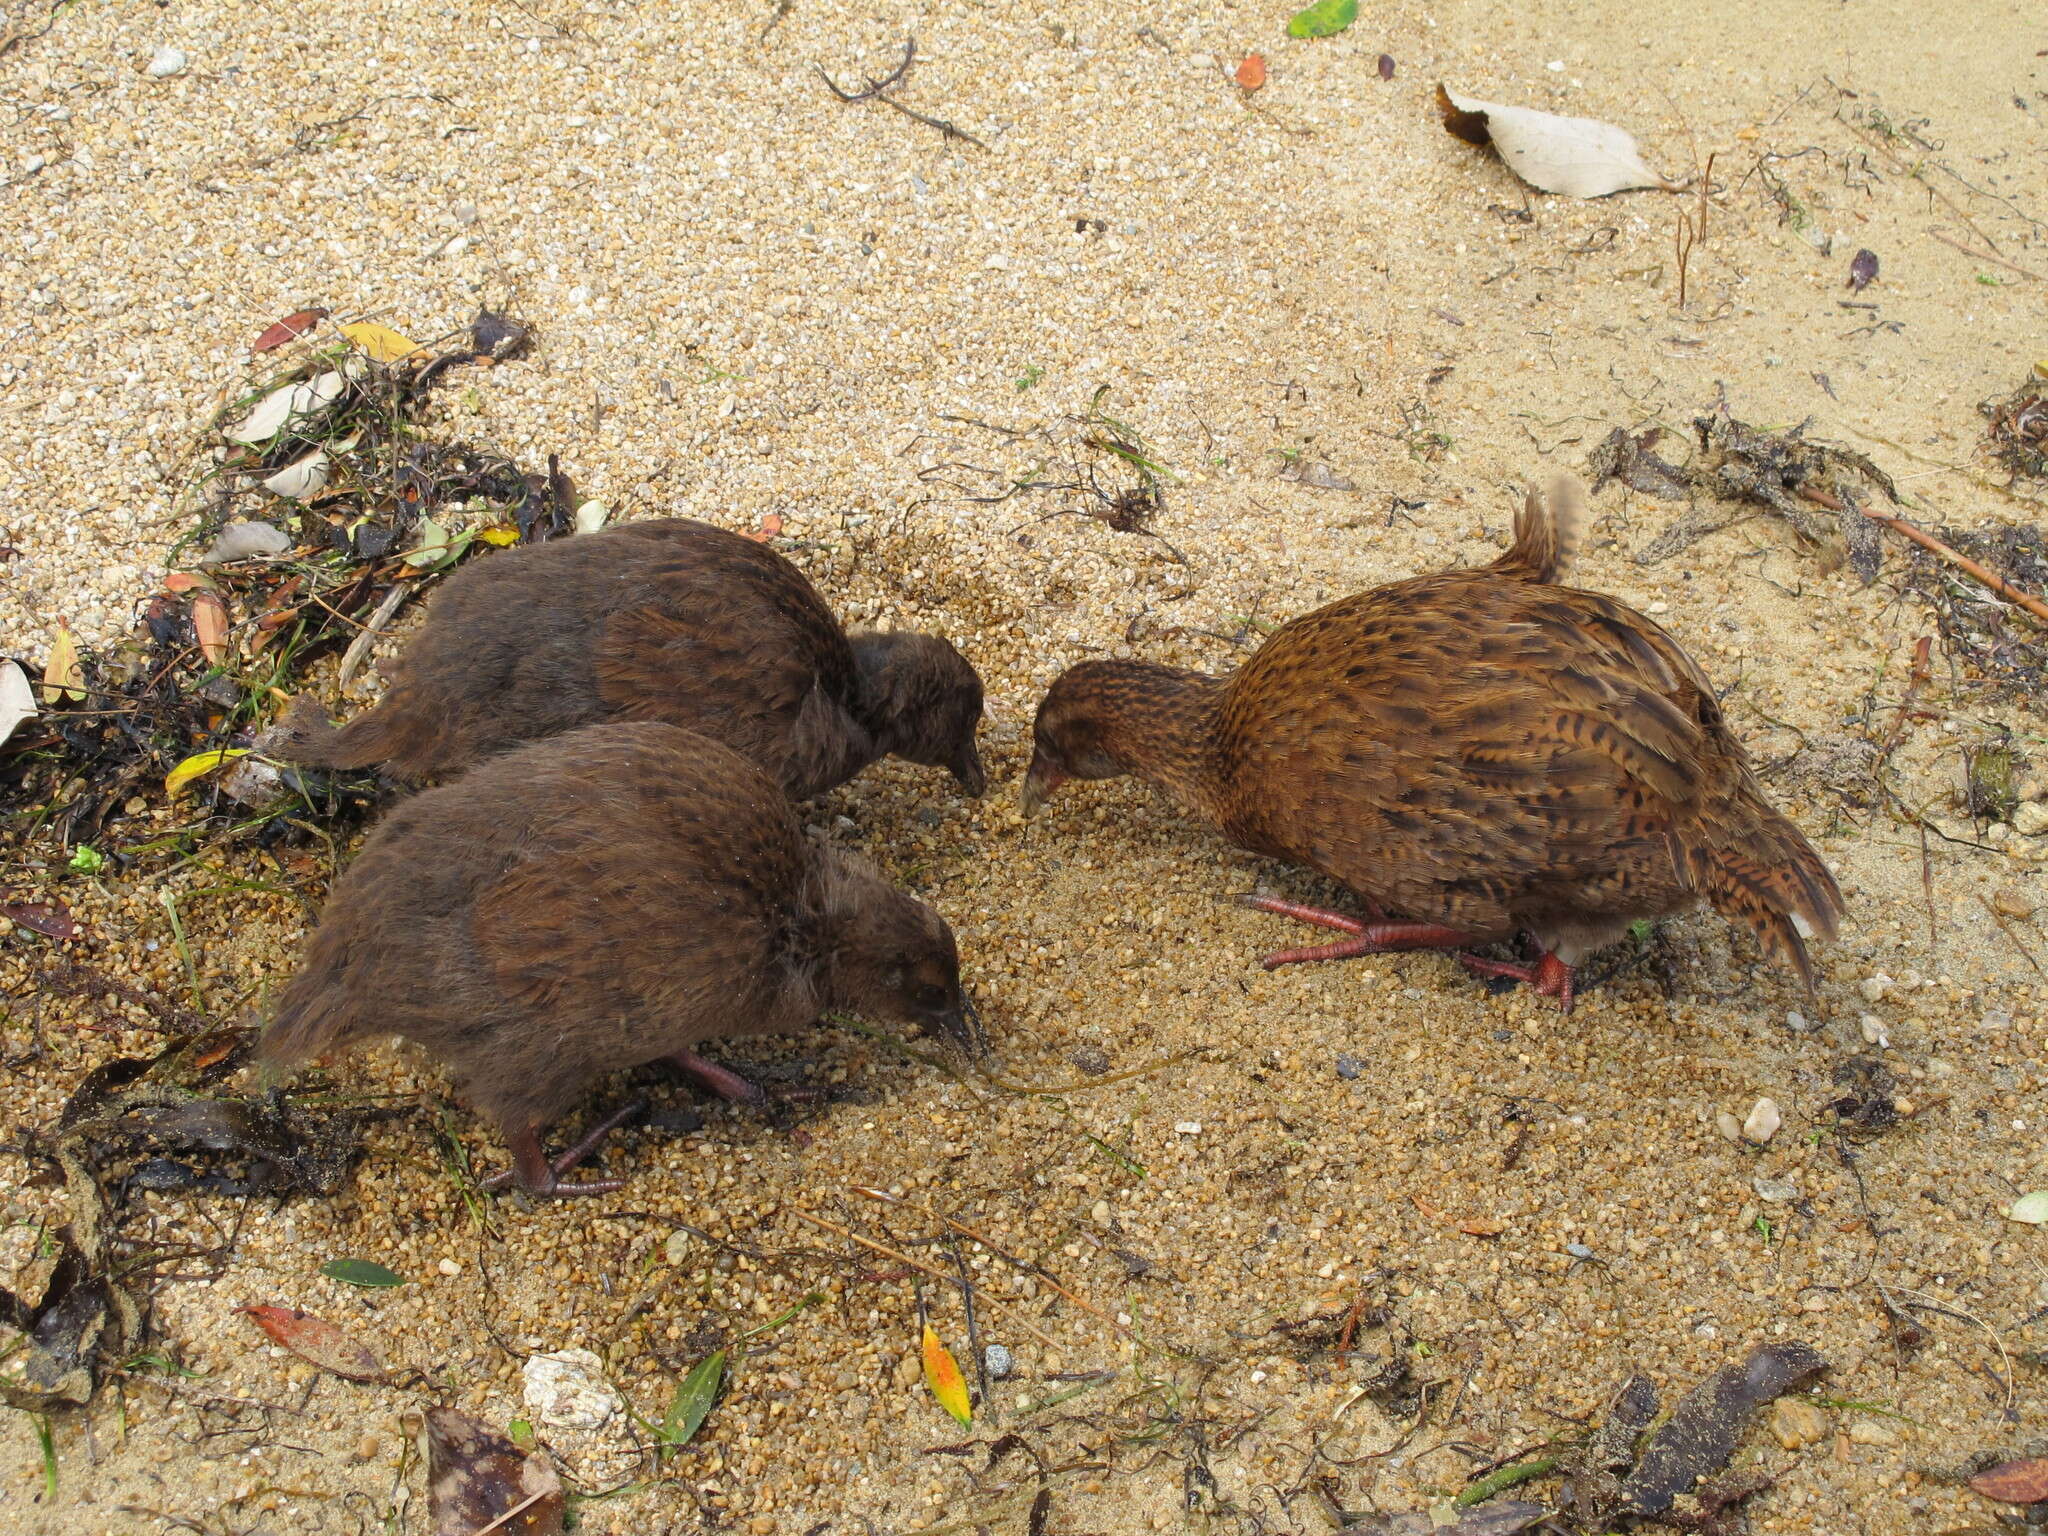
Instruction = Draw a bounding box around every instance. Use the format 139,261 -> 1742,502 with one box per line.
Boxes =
41,624 -> 84,706
921,1323 -> 971,1426
339,320 -> 423,364
165,748 -> 248,797
476,526 -> 521,547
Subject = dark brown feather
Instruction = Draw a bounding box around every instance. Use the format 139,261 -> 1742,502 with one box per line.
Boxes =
269,519 -> 985,798
1027,476 -> 1842,989
262,722 -> 971,1152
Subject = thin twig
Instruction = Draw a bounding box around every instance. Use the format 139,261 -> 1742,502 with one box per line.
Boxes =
788,1208 -> 1064,1350
814,38 -> 986,148
1925,228 -> 2045,283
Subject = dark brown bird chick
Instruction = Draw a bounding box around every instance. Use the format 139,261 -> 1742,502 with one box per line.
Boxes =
271,518 -> 986,799
263,721 -> 982,1196
1021,476 -> 1841,1009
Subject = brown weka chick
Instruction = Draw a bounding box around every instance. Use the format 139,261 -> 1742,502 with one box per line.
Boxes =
272,517 -> 986,799
263,721 -> 982,1195
1022,476 -> 1841,1010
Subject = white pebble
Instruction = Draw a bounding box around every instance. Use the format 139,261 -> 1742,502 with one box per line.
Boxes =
148,46 -> 187,78
1742,1097 -> 1782,1144
1174,1121 -> 1202,1136
521,1349 -> 622,1429
437,1257 -> 461,1276
1860,1014 -> 1889,1048
1859,973 -> 1894,1002
1715,1110 -> 1744,1144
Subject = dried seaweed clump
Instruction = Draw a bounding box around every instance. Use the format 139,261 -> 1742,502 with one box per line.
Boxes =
1898,522 -> 2048,707
1982,370 -> 2048,481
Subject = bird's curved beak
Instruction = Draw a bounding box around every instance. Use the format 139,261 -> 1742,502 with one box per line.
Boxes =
949,739 -> 987,798
1020,751 -> 1067,819
932,994 -> 990,1064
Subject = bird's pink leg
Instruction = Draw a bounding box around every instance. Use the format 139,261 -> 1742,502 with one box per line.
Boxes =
1458,951 -> 1577,1012
480,1099 -> 646,1197
669,1048 -> 767,1104
1240,894 -> 1382,932
1259,921 -> 1476,969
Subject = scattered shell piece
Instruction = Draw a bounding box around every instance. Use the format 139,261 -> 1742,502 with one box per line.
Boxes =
1752,1174 -> 1799,1203
1174,1121 -> 1202,1136
1742,1097 -> 1782,1144
520,1349 -> 621,1430
147,46 -> 187,78
984,1344 -> 1013,1380
2006,1191 -> 2048,1225
1860,1014 -> 1890,1048
198,520 -> 292,564
263,449 -> 330,501
573,499 -> 610,535
1714,1110 -> 1744,1144
215,753 -> 284,809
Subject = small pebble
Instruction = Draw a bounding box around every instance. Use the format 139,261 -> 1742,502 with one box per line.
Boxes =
664,1229 -> 693,1266
436,1257 -> 461,1277
1785,1009 -> 1812,1034
984,1344 -> 1013,1380
1753,1174 -> 1799,1203
1848,1418 -> 1900,1447
148,46 -> 187,78
1715,1110 -> 1744,1144
1334,1053 -> 1363,1080
1861,1014 -> 1890,1048
1174,1121 -> 1201,1135
1859,973 -> 1894,1003
1742,1097 -> 1782,1144
1565,1242 -> 1595,1260
1771,1397 -> 1829,1450
351,1432 -> 380,1463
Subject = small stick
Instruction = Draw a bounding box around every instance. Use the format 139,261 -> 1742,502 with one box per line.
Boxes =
468,1489 -> 551,1536
851,1187 -> 1134,1340
337,580 -> 412,687
788,1208 -> 1064,1350
1925,229 -> 2044,283
1876,636 -> 1934,763
1861,508 -> 2048,624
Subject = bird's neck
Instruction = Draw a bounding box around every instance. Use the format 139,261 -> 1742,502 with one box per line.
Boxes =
1091,662 -> 1227,814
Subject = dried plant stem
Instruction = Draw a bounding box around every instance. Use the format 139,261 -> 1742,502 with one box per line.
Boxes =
1862,508 -> 2048,624
788,1208 -> 1064,1350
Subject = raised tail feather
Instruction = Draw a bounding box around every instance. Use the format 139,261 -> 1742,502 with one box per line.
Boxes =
1493,473 -> 1585,585
1686,796 -> 1843,992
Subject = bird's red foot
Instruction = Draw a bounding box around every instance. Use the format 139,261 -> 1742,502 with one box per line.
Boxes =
1459,951 -> 1577,1012
482,1099 -> 646,1197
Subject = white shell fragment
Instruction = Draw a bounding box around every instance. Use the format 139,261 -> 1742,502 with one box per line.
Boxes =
573,498 -> 611,535
147,46 -> 187,78
520,1349 -> 622,1430
2007,1191 -> 2048,1225
225,371 -> 345,446
199,519 -> 293,564
1438,85 -> 1678,198
262,450 -> 330,501
1742,1097 -> 1782,1144
0,659 -> 38,750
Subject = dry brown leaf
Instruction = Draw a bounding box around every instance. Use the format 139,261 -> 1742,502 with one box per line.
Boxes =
240,1305 -> 385,1383
1436,84 -> 1678,198
427,1406 -> 565,1536
191,589 -> 231,665
251,308 -> 328,352
1969,1457 -> 2048,1504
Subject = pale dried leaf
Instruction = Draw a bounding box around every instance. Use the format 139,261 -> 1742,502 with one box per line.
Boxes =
1437,84 -> 1677,198
225,371 -> 345,445
40,624 -> 84,705
263,449 -> 330,501
0,660 -> 38,748
199,520 -> 293,565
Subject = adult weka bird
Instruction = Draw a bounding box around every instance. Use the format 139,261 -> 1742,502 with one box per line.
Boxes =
272,518 -> 986,799
263,722 -> 983,1195
1021,476 -> 1840,1009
